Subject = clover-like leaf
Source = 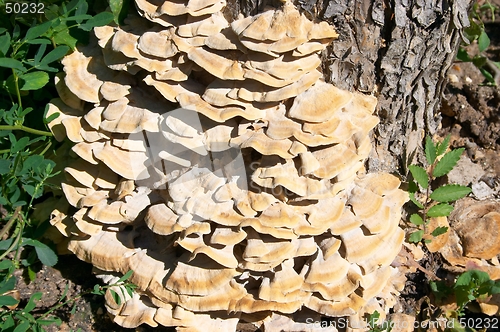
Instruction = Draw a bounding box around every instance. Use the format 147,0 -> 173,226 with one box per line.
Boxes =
19,71 -> 49,90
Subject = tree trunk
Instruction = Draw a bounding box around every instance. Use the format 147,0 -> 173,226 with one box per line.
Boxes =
227,0 -> 473,174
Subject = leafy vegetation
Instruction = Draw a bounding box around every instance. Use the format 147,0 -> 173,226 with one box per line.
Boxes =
0,269 -> 136,331
367,311 -> 392,332
431,270 -> 500,316
407,135 -> 472,243
0,0 -> 132,330
457,0 -> 500,85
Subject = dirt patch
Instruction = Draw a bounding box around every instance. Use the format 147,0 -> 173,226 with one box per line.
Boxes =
14,255 -> 175,332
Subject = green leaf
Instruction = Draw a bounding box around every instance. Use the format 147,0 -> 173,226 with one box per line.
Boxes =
0,276 -> 16,295
37,318 -> 62,326
0,239 -> 14,251
116,270 -> 134,283
22,155 -> 44,172
64,0 -> 82,14
430,184 -> 471,202
436,135 -> 451,156
456,270 -> 491,288
24,292 -> 43,313
409,192 -> 424,209
109,0 -> 130,25
24,184 -> 44,199
410,213 -> 424,225
478,30 -> 491,53
109,289 -> 122,305
44,111 -> 60,124
12,25 -> 20,40
432,148 -> 464,177
13,321 -> 30,332
31,240 -> 58,266
408,165 -> 428,189
0,159 -> 10,174
64,302 -> 75,317
409,230 -> 424,243
0,32 -> 11,56
92,284 -> 103,296
27,265 -> 36,282
34,44 -> 47,64
479,67 -> 496,85
12,136 -> 29,153
74,0 -> 89,22
24,21 -> 52,41
19,71 -> 49,90
51,25 -> 78,49
0,259 -> 14,270
0,58 -> 26,71
40,45 -> 69,65
425,136 -> 437,165
427,203 -> 454,217
408,180 -> 418,194
25,38 -> 52,45
79,12 -> 114,31
369,310 -> 380,328
0,295 -> 19,306
431,226 -> 448,237
457,48 -> 471,62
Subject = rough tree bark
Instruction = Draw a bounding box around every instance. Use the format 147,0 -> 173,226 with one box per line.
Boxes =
226,0 -> 473,175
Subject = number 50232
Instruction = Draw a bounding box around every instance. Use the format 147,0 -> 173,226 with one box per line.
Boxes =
5,2 -> 45,14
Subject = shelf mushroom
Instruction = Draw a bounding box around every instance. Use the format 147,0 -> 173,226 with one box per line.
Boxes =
48,0 -> 409,330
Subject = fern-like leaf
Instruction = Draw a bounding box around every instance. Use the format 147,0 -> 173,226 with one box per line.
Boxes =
432,148 -> 464,178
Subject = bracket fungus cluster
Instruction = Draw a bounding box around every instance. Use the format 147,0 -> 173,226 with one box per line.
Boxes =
48,0 -> 408,330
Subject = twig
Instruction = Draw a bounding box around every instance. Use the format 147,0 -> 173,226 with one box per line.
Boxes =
401,246 -> 441,281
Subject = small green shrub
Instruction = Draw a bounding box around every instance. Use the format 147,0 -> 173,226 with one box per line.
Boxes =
0,0 -> 128,330
431,269 -> 500,316
407,135 -> 471,243
457,0 -> 500,85
0,269 -> 136,331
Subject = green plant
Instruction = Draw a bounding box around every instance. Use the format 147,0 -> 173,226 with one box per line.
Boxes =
0,0 -> 128,330
431,269 -> 500,316
407,135 -> 471,243
457,0 -> 500,85
0,270 -> 136,331
367,311 -> 392,332
0,0 -> 116,283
